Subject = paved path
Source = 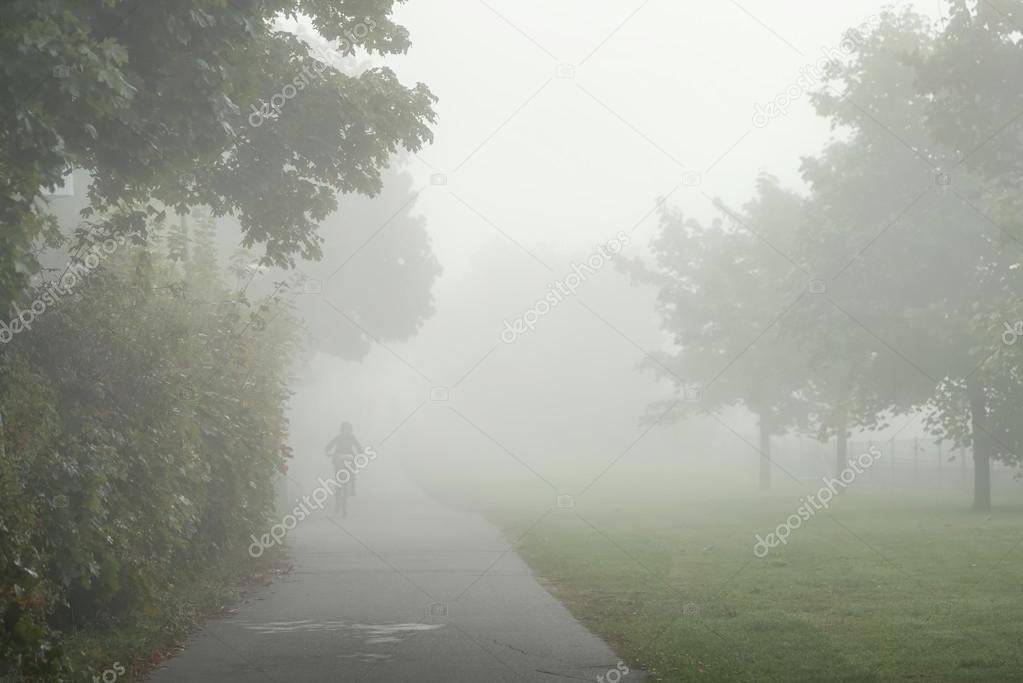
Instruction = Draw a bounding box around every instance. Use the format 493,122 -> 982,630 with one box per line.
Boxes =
148,456 -> 644,682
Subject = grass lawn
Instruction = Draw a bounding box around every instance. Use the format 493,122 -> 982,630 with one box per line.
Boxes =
491,496 -> 1023,682
400,449 -> 1023,681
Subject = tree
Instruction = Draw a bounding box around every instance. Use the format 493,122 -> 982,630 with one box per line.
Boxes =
0,0 -> 436,309
785,292 -> 921,477
914,0 -> 1023,495
622,177 -> 811,490
294,167 -> 442,360
798,7 -> 1023,509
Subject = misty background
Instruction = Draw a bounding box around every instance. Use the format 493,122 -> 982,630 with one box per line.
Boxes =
257,0 -> 1000,513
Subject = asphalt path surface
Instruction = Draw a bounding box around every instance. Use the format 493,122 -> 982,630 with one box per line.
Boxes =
148,455 -> 645,682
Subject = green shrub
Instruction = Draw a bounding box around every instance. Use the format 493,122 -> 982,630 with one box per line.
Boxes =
0,222 -> 296,680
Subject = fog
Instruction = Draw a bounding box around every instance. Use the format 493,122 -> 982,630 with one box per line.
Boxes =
5,1 -> 1023,681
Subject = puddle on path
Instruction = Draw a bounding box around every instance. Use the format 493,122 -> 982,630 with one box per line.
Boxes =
235,620 -> 443,636
232,620 -> 444,663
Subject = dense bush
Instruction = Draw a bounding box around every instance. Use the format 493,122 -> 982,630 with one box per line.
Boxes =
0,216 -> 296,680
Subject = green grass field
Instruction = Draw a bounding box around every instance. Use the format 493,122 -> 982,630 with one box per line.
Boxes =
493,496 -> 1023,682
399,450 -> 1023,682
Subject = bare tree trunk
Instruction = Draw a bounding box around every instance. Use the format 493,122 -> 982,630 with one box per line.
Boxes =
759,416 -> 771,490
835,409 -> 849,477
969,382 -> 992,511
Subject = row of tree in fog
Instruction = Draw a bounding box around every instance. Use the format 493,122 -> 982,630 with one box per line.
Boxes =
626,5 -> 1023,510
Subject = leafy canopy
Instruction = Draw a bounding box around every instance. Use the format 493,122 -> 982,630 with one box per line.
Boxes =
0,0 -> 437,308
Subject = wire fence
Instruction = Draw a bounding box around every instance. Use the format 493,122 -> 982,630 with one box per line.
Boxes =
770,435 -> 1021,496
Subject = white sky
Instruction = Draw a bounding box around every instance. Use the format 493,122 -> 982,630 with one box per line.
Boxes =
379,0 -> 943,276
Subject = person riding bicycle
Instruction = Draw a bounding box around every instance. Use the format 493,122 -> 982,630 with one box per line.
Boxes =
325,421 -> 362,514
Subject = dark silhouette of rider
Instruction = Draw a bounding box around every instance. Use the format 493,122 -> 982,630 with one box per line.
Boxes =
325,421 -> 362,513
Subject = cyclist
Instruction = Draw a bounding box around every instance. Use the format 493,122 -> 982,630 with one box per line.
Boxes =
325,421 -> 362,515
